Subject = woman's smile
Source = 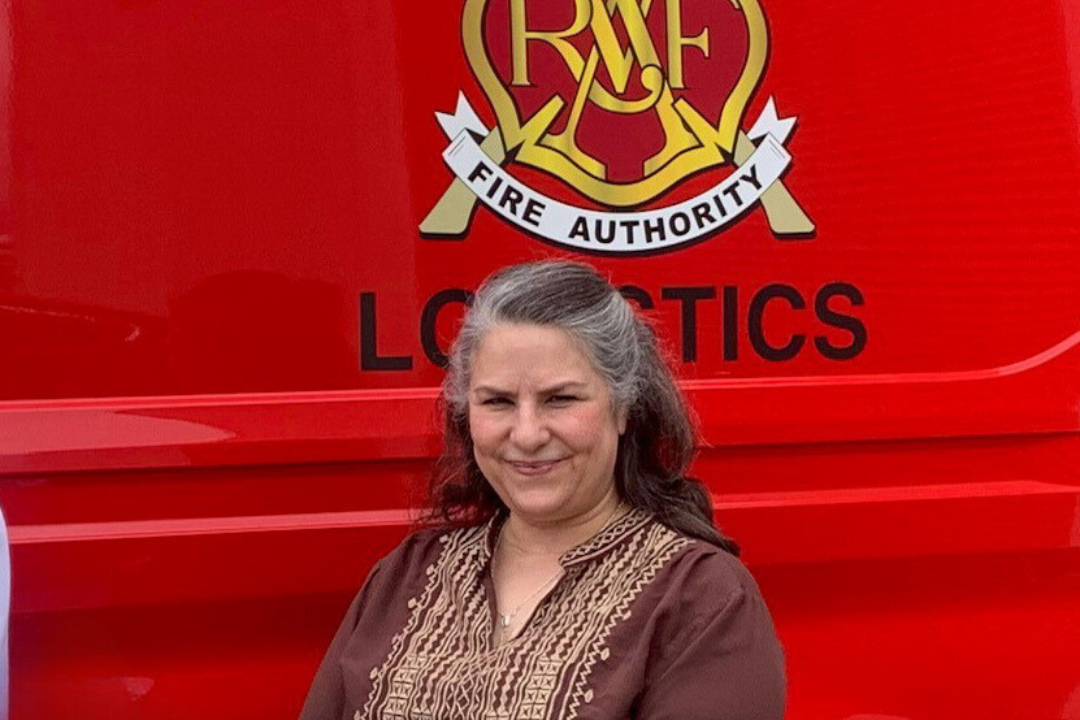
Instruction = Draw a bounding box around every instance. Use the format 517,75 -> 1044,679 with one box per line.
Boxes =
506,458 -> 566,476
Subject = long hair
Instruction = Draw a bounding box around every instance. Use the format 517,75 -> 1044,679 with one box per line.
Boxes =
427,260 -> 738,554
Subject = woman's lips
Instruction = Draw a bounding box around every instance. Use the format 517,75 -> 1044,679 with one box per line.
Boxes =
507,459 -> 564,476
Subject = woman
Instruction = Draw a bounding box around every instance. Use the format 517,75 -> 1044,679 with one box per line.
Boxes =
300,261 -> 785,720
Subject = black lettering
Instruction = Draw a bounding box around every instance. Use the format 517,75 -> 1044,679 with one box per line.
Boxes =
619,219 -> 641,244
359,292 -> 413,371
722,184 -> 744,206
618,284 -> 655,310
669,212 -> 691,236
485,176 -> 503,199
643,216 -> 666,243
692,203 -> 716,228
522,199 -> 545,226
740,165 -> 762,190
421,289 -> 473,368
748,284 -> 806,362
722,285 -> 738,361
713,194 -> 728,218
595,219 -> 616,244
467,162 -> 493,183
661,286 -> 717,362
814,282 -> 867,360
498,186 -> 524,215
568,216 -> 590,243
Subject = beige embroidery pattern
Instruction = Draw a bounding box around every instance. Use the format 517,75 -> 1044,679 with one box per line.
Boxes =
358,511 -> 688,720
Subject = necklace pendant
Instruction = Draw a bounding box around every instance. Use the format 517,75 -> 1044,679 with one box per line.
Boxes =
500,614 -> 511,628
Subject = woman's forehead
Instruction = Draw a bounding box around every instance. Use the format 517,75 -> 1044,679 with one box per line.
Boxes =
469,323 -> 603,388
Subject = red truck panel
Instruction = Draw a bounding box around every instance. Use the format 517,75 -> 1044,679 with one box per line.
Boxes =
1,0 -> 1078,718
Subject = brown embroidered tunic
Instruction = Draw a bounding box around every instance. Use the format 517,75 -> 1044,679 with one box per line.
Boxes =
299,509 -> 785,720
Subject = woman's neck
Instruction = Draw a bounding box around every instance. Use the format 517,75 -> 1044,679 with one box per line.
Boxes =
499,492 -> 625,559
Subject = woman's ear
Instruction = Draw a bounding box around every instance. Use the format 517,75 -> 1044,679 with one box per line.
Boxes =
616,405 -> 629,435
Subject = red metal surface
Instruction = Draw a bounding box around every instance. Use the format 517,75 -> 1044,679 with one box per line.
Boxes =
0,0 -> 1078,718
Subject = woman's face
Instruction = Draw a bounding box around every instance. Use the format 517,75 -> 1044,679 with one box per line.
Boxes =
468,322 -> 627,528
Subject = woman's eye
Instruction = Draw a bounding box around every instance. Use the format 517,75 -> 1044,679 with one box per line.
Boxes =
481,397 -> 511,406
548,395 -> 579,404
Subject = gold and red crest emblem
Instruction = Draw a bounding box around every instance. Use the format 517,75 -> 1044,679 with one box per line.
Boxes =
423,0 -> 812,253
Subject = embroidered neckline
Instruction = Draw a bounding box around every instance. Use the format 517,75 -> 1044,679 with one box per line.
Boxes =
560,508 -> 651,566
476,507 -> 652,568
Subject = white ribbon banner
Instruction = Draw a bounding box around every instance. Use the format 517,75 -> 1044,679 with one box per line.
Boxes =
437,96 -> 796,253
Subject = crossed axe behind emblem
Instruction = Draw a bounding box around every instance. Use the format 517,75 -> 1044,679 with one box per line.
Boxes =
421,93 -> 813,237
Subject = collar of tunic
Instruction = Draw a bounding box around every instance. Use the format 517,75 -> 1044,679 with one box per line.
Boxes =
475,507 -> 657,570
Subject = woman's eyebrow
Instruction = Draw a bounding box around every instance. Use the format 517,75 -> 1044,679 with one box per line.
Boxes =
471,385 -> 511,396
538,381 -> 589,394
472,381 -> 589,396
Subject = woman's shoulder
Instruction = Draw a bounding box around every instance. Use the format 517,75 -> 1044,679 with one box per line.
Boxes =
634,526 -> 787,720
679,535 -> 755,580
650,523 -> 767,614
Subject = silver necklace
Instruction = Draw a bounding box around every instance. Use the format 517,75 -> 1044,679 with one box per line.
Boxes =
492,530 -> 563,631
493,557 -> 562,630
493,503 -> 625,632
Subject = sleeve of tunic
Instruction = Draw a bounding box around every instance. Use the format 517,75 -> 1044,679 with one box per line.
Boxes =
634,549 -> 786,720
297,561 -> 382,720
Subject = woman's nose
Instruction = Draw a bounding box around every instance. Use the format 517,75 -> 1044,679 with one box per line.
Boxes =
509,405 -> 549,450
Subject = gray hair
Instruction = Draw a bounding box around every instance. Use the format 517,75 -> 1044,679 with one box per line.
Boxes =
429,260 -> 738,553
